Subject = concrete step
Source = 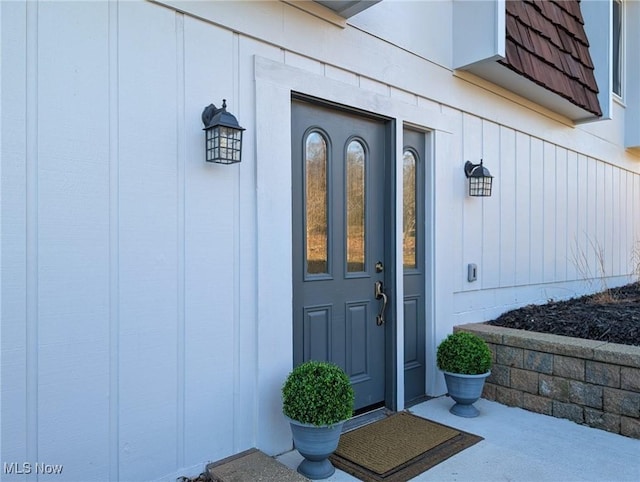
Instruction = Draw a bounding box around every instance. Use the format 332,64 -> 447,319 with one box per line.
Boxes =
207,448 -> 309,482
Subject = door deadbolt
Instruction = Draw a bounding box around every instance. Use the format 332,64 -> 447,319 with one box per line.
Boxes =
375,261 -> 384,273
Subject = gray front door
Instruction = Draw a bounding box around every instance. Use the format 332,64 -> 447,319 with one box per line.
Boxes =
292,98 -> 389,412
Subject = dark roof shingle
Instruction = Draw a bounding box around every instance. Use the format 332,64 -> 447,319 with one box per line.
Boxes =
499,0 -> 601,116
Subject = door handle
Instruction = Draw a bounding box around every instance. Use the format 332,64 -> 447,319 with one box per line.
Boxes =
374,280 -> 388,326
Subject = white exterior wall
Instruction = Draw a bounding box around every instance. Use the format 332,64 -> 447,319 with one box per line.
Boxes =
2,1 -> 639,480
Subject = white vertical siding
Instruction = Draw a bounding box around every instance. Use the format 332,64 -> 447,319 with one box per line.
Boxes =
595,162 -> 607,276
3,1 -> 640,480
118,3 -> 179,478
455,122 -> 640,319
529,138 -> 545,284
585,157 -> 598,279
555,147 -> 568,281
575,153 -> 588,278
461,114 -> 483,289
611,166 -> 621,275
499,126 -> 516,287
2,0 -> 29,469
182,12 -> 246,466
542,141 -> 556,283
108,0 -> 119,477
628,172 -> 638,274
565,150 -> 579,281
481,120 -> 501,290
514,132 -> 531,286
452,118 -> 636,298
448,108 -> 465,295
2,1 -> 256,480
36,2 -> 112,479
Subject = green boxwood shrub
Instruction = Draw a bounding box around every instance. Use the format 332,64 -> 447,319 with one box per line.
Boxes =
282,360 -> 355,426
437,331 -> 492,375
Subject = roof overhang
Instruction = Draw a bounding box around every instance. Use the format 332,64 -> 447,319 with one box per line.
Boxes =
314,0 -> 382,18
463,61 -> 601,123
453,0 -> 601,123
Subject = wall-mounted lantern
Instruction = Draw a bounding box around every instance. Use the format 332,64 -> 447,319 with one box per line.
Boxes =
202,100 -> 245,164
464,160 -> 493,197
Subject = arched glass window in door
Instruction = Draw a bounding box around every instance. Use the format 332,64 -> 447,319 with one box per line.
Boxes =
305,132 -> 328,274
346,140 -> 366,272
403,149 -> 417,269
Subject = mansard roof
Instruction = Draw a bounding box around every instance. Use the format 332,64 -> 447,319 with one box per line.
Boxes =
500,0 -> 601,117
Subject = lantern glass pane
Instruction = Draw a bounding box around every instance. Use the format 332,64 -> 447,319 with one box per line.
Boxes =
232,132 -> 242,161
205,124 -> 243,164
484,177 -> 493,196
220,128 -> 229,148
469,176 -> 492,197
205,127 -> 215,162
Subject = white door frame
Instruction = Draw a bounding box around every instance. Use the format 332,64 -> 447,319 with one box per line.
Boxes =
253,55 -> 455,455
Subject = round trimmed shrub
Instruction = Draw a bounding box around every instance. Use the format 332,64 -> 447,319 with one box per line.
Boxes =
437,331 -> 492,375
282,360 -> 355,426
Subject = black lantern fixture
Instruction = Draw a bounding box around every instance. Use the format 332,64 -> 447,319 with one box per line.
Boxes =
464,160 -> 493,197
202,100 -> 245,164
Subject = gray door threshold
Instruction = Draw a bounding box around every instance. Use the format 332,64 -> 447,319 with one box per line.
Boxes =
342,406 -> 391,433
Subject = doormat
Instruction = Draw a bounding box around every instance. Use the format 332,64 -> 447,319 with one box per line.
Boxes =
329,412 -> 483,482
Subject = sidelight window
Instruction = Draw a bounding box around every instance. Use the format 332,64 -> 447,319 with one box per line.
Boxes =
613,0 -> 623,97
403,150 -> 417,270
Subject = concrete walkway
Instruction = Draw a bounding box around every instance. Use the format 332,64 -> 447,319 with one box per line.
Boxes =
277,396 -> 640,481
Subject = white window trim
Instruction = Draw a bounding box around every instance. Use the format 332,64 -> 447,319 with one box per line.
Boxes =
612,0 -> 624,100
582,0 -> 613,120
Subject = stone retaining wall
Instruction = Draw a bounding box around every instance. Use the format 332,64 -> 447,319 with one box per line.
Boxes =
455,323 -> 640,439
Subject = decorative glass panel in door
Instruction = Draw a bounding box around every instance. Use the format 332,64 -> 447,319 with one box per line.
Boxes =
305,132 -> 329,275
346,140 -> 366,273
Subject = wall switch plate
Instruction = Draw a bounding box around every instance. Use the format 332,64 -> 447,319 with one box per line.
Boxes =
468,263 -> 478,282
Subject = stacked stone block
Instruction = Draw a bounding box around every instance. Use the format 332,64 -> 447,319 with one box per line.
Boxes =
455,323 -> 640,439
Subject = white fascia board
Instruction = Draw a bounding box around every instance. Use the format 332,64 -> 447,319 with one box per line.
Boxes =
453,0 -> 505,70
581,0 -> 613,121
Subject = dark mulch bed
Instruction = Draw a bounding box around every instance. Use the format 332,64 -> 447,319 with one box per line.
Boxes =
487,282 -> 640,347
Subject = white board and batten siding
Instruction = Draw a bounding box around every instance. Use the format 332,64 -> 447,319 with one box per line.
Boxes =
2,2 -> 259,480
2,1 -> 640,481
454,116 -> 640,324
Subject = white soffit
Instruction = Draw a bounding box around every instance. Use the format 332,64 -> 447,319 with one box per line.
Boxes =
466,62 -> 599,123
314,0 -> 382,18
